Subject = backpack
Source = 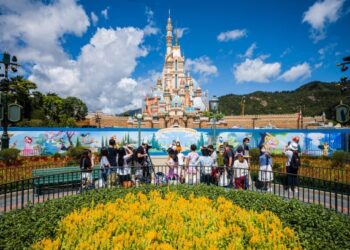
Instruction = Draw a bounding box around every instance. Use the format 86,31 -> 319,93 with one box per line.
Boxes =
290,152 -> 301,169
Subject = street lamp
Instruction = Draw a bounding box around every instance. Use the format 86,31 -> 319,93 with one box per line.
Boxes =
0,52 -> 20,150
95,112 -> 101,128
136,113 -> 142,147
209,96 -> 219,147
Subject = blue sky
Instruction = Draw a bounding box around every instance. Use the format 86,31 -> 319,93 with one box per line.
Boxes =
0,0 -> 349,113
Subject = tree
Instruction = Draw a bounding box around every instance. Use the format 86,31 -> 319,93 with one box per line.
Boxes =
76,137 -> 82,147
43,93 -> 64,123
63,97 -> 88,121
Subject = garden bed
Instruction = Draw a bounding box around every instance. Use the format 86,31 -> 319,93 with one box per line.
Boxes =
1,185 -> 350,249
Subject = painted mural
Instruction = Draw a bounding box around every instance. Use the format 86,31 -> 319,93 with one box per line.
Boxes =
5,128 -> 348,156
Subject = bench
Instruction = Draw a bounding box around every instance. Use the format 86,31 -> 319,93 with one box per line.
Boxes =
32,166 -> 100,195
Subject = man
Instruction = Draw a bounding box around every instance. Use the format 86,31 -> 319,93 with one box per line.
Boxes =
137,142 -> 151,182
107,138 -> 118,187
223,143 -> 234,187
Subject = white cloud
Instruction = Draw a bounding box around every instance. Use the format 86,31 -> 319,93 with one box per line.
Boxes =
143,7 -> 159,35
318,43 -> 337,59
101,7 -> 109,19
174,27 -> 189,38
91,12 -> 98,26
185,56 -> 218,83
0,0 -> 90,64
280,48 -> 292,58
217,29 -> 247,42
0,1 -> 164,114
243,43 -> 257,58
233,58 -> 281,83
315,62 -> 323,69
29,27 -> 149,113
303,0 -> 345,42
280,63 -> 312,82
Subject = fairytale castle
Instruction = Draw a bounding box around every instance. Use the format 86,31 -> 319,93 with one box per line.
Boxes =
129,14 -> 210,128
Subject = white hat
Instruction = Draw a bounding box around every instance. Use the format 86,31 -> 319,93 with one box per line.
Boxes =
288,142 -> 298,151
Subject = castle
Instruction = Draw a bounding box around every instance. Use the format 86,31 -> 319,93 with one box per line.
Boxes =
128,14 -> 211,128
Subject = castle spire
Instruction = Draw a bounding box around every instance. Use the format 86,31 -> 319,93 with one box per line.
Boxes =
166,10 -> 173,55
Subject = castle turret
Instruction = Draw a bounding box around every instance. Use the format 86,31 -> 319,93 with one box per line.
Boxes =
166,11 -> 173,55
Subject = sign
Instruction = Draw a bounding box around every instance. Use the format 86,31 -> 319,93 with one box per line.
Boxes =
8,103 -> 22,122
335,104 -> 350,124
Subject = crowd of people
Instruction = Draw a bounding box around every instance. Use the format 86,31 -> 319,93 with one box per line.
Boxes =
79,136 -> 302,193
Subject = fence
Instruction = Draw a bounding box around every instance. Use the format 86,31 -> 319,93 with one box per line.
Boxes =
0,165 -> 349,215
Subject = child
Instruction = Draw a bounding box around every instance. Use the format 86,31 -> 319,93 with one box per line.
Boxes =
233,153 -> 249,189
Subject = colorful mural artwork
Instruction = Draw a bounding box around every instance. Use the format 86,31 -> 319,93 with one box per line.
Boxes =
4,128 -> 348,156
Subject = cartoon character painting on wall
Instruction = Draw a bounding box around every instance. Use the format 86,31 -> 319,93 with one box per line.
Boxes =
259,132 -> 279,150
22,136 -> 35,156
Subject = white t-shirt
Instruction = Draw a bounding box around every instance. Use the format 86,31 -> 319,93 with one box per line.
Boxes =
233,159 -> 249,178
195,156 -> 214,175
100,156 -> 110,169
187,152 -> 199,167
119,154 -> 131,175
284,150 -> 293,167
178,152 -> 186,166
210,151 -> 217,167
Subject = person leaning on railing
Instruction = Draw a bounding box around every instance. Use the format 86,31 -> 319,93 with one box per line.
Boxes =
233,152 -> 249,189
195,147 -> 214,185
80,149 -> 93,189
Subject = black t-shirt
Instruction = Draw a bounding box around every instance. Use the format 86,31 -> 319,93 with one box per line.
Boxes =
80,156 -> 92,172
136,146 -> 146,164
117,147 -> 126,167
223,149 -> 233,167
107,147 -> 118,167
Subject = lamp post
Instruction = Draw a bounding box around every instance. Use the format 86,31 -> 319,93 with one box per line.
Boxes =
137,113 -> 142,147
0,52 -> 19,150
95,112 -> 101,128
209,96 -> 219,147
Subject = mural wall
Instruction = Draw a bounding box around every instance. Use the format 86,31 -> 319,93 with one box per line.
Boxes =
5,127 -> 349,157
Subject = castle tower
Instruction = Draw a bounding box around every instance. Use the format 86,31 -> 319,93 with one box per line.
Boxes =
166,11 -> 173,55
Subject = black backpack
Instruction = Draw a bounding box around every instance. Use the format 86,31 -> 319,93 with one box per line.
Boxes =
290,152 -> 301,169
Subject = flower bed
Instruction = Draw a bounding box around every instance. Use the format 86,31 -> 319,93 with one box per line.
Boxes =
1,185 -> 350,250
32,191 -> 300,249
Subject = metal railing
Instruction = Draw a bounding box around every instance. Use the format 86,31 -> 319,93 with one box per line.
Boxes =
0,165 -> 349,215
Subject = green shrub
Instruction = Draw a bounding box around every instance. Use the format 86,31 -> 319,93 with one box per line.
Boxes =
303,159 -> 311,168
0,185 -> 349,250
67,146 -> 87,162
272,162 -> 282,171
249,148 -> 260,163
0,148 -> 21,166
331,151 -> 350,168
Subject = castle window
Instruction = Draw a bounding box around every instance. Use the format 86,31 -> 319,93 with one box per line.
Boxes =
175,74 -> 178,89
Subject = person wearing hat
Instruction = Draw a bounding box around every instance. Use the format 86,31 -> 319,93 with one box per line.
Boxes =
292,136 -> 302,155
233,152 -> 249,189
284,142 -> 300,193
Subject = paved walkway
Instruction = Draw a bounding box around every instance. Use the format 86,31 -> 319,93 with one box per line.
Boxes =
0,179 -> 348,214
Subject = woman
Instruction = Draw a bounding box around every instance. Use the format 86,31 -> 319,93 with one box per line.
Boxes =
80,149 -> 93,190
285,142 -> 300,193
166,148 -> 179,184
258,145 -> 273,192
177,149 -> 187,184
99,147 -> 110,187
195,147 -> 214,185
185,144 -> 199,184
119,145 -> 134,188
233,152 -> 249,189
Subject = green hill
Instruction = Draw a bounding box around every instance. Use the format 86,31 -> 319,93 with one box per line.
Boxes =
218,81 -> 350,119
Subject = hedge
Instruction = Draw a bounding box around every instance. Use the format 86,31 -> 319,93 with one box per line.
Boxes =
0,185 -> 350,250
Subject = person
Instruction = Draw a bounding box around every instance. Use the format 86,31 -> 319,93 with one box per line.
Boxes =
119,145 -> 134,188
242,137 -> 250,157
195,147 -> 214,185
292,136 -> 302,155
99,147 -> 110,187
136,142 -> 150,182
284,142 -> 300,193
208,145 -> 218,184
233,152 -> 249,189
223,143 -> 234,187
166,148 -> 179,184
107,138 -> 118,186
80,149 -> 93,190
258,145 -> 273,191
177,149 -> 187,183
185,144 -> 199,184
175,140 -> 182,153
